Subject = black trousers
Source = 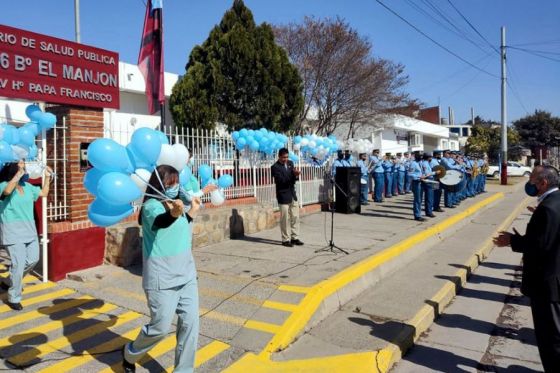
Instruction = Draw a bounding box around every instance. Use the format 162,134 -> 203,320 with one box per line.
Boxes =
530,298 -> 560,372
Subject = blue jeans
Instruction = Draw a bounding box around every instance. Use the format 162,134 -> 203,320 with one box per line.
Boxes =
5,240 -> 39,304
385,172 -> 393,197
392,172 -> 399,196
422,181 -> 434,215
373,173 -> 385,202
405,172 -> 412,192
398,171 -> 405,194
360,184 -> 368,204
412,180 -> 423,218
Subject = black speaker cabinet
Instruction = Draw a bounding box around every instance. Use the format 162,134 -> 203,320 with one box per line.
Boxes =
335,167 -> 361,214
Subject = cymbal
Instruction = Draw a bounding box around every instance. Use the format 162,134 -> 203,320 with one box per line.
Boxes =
433,165 -> 446,179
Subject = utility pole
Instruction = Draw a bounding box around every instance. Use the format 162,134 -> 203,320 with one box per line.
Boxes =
74,0 -> 81,43
471,107 -> 475,125
500,26 -> 508,185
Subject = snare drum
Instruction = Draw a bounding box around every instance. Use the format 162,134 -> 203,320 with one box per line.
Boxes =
439,170 -> 464,192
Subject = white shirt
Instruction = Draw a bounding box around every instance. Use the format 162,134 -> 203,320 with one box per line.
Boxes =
538,187 -> 559,204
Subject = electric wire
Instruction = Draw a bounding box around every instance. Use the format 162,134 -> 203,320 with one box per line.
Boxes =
508,46 -> 560,63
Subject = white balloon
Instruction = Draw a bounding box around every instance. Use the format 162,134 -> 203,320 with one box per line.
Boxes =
300,138 -> 309,146
26,162 -> 43,179
131,168 -> 151,193
156,144 -> 176,168
210,189 -> 225,206
12,144 -> 29,159
172,143 -> 189,172
293,143 -> 301,151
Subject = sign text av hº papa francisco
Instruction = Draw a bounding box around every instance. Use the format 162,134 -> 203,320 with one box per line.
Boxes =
0,24 -> 120,109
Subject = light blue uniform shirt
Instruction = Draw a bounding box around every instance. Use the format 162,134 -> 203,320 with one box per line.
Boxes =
382,160 -> 393,173
370,155 -> 384,173
407,160 -> 423,180
357,159 -> 369,182
332,159 -> 346,176
421,160 -> 434,179
141,198 -> 196,290
0,181 -> 41,245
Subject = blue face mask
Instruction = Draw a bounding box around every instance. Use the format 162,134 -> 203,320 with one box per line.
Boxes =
524,181 -> 538,197
165,184 -> 179,199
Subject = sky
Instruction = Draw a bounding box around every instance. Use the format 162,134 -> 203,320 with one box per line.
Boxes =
1,0 -> 559,125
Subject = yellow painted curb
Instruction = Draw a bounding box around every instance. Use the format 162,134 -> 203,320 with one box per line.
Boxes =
375,195 -> 532,372
261,192 -> 504,358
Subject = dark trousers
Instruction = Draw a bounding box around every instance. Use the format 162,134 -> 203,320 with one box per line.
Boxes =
530,298 -> 560,372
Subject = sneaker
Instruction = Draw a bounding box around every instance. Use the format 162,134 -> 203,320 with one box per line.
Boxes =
291,239 -> 304,246
122,346 -> 136,373
7,302 -> 22,311
282,241 -> 293,247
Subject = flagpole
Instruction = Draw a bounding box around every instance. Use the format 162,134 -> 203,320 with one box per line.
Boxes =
160,100 -> 165,132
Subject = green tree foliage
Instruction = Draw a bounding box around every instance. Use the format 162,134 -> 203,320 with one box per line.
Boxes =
513,110 -> 560,148
465,116 -> 522,162
170,0 -> 304,131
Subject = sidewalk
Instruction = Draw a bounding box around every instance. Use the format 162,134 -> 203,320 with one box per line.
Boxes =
0,180 -> 524,371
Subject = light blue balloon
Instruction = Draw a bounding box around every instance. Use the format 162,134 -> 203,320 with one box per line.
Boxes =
155,130 -> 169,145
89,138 -> 134,173
245,135 -> 254,144
38,112 -> 56,130
24,122 -> 39,136
28,144 -> 38,159
25,104 -> 42,121
294,136 -> 302,144
97,172 -> 142,205
130,127 -> 162,166
179,167 -> 192,185
240,128 -> 248,137
0,141 -> 14,162
236,137 -> 247,149
18,126 -> 35,147
88,198 -> 133,227
201,177 -> 216,188
249,141 -> 259,151
232,131 -> 240,140
83,167 -> 107,196
218,174 -> 233,189
198,164 -> 212,181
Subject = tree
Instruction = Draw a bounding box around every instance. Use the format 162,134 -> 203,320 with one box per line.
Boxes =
465,117 -> 522,162
273,17 -> 414,136
170,0 -> 304,131
513,110 -> 560,149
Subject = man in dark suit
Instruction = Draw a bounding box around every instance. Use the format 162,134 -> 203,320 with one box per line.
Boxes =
271,148 -> 304,247
494,165 -> 560,372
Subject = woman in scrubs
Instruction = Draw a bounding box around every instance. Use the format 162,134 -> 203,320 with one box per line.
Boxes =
0,160 -> 52,311
123,165 -> 200,373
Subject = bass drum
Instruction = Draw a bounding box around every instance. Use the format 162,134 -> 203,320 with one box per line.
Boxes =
439,169 -> 464,192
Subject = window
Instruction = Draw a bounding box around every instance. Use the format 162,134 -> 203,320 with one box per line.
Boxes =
462,128 -> 469,137
441,140 -> 449,149
449,127 -> 460,135
409,133 -> 423,146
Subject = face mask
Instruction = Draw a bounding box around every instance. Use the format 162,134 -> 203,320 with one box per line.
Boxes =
524,181 -> 538,197
19,173 -> 29,185
165,184 -> 180,199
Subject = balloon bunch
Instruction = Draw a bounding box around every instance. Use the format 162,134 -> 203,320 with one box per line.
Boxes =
346,138 -> 375,155
293,134 -> 340,167
232,128 -> 288,156
195,164 -> 233,206
0,104 -> 56,165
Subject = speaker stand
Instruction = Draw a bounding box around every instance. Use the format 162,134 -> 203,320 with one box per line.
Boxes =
315,174 -> 349,255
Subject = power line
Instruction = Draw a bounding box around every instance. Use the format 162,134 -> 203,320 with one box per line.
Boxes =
506,60 -> 530,115
446,0 -> 500,56
374,0 -> 499,78
509,38 -> 560,47
508,46 -> 560,63
442,55 -> 493,100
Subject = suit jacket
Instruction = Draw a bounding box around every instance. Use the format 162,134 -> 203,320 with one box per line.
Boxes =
511,190 -> 560,301
271,160 -> 298,205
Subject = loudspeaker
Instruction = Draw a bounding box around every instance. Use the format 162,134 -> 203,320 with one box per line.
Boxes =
335,167 -> 361,214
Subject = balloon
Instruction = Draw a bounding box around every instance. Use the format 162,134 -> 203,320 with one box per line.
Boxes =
293,143 -> 301,151
0,141 -> 15,162
300,138 -> 309,146
249,141 -> 259,151
88,198 -> 134,227
236,137 -> 247,148
97,172 -> 142,205
201,177 -> 216,188
89,138 -> 134,173
130,127 -> 162,166
240,128 -> 248,137
18,126 -> 35,146
25,162 -> 43,179
24,122 -> 39,136
83,167 -> 107,196
25,105 -> 42,121
27,144 -> 38,159
210,189 -> 225,206
12,144 -> 29,159
155,130 -> 169,145
294,136 -> 302,144
156,144 -> 177,169
131,168 -> 152,194
218,174 -> 233,189
232,131 -> 240,140
179,167 -> 193,185
171,143 -> 189,172
38,112 -> 56,130
198,164 -> 212,181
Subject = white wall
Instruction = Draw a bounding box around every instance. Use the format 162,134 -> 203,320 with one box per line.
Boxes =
380,129 -> 409,154
0,98 -> 32,124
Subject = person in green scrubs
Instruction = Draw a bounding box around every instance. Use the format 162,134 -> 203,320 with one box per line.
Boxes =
0,160 -> 52,311
123,165 -> 201,373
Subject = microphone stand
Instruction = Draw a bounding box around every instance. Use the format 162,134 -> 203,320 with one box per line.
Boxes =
315,170 -> 349,255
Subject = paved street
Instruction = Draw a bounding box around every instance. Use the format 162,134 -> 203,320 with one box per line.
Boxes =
0,179 -> 543,372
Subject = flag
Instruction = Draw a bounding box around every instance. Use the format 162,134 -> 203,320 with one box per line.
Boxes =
138,0 -> 164,115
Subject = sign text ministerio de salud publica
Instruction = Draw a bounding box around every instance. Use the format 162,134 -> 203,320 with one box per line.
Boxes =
0,24 -> 120,109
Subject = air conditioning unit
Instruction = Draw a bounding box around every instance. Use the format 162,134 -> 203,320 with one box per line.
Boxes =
409,133 -> 423,146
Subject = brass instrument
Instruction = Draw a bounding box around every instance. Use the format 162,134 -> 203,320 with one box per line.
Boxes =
481,162 -> 489,175
472,162 -> 479,177
433,165 -> 446,180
